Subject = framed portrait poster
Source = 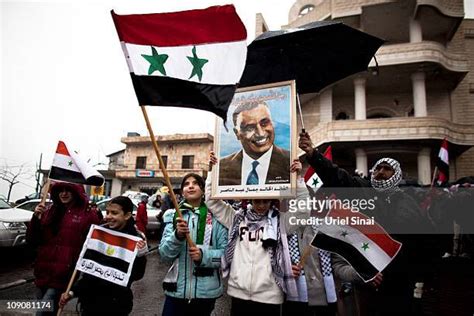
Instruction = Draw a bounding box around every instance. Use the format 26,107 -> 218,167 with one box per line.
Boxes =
211,80 -> 297,199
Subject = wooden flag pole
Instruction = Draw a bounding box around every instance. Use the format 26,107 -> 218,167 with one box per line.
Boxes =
140,106 -> 195,247
430,166 -> 438,188
56,269 -> 78,316
298,244 -> 313,268
35,179 -> 51,220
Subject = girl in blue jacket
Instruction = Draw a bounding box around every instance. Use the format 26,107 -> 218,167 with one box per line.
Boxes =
159,173 -> 228,316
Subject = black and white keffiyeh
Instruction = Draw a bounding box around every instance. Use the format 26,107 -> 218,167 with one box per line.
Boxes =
370,157 -> 402,194
222,208 -> 297,296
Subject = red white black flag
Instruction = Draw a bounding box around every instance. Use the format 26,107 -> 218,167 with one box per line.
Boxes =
436,138 -> 449,185
50,141 -> 104,186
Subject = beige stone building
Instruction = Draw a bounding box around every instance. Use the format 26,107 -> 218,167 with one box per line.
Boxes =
107,133 -> 213,195
259,0 -> 474,184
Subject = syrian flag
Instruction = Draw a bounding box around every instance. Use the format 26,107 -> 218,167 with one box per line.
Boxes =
311,206 -> 402,282
76,225 -> 141,286
111,5 -> 247,124
50,141 -> 105,186
436,138 -> 449,185
304,145 -> 332,193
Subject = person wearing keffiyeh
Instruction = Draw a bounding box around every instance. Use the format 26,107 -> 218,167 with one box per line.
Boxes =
159,173 -> 228,316
299,132 -> 436,316
206,152 -> 311,315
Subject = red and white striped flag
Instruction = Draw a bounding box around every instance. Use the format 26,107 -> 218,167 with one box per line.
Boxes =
311,206 -> 402,282
436,138 -> 449,185
49,141 -> 104,186
76,225 -> 141,286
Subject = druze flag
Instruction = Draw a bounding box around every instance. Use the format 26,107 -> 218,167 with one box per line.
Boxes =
76,225 -> 141,287
50,141 -> 105,186
111,5 -> 247,124
311,206 -> 402,282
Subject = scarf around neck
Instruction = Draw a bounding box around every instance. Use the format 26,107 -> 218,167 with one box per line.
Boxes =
173,200 -> 209,245
222,207 -> 297,296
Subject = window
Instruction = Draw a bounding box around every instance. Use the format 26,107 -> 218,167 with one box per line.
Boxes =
136,156 -> 147,169
299,5 -> 315,17
182,155 -> 194,169
161,155 -> 168,168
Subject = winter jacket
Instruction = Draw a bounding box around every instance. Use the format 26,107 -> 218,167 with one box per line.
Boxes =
135,202 -> 148,233
159,203 -> 228,300
26,182 -> 100,290
305,151 -> 437,313
204,172 -> 310,305
72,219 -> 147,315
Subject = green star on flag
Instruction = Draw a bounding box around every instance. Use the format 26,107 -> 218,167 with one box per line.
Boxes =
361,242 -> 370,251
340,230 -> 348,237
141,47 -> 168,75
187,46 -> 208,81
68,161 -> 73,167
312,177 -> 320,187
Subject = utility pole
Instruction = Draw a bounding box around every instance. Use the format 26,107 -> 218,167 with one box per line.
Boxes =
35,153 -> 42,196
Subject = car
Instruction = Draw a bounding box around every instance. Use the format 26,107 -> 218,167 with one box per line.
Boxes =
15,199 -> 53,212
96,198 -> 161,234
0,199 -> 33,247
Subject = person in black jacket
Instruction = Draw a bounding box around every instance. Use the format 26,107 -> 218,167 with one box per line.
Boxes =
299,132 -> 436,316
59,196 -> 147,316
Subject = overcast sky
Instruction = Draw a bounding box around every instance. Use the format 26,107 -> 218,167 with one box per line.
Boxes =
1,0 -> 473,201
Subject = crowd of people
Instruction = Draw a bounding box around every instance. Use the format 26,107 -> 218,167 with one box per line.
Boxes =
25,132 -> 473,315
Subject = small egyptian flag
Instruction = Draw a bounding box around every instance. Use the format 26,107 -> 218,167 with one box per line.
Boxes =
50,141 -> 104,186
76,225 -> 141,286
311,206 -> 402,282
304,145 -> 332,194
111,5 -> 247,125
436,138 -> 449,185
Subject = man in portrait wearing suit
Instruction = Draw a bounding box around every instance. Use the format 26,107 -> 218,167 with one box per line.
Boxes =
219,101 -> 290,186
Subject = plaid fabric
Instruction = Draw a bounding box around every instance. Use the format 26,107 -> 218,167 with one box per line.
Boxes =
288,233 -> 304,276
370,157 -> 402,194
319,249 -> 333,276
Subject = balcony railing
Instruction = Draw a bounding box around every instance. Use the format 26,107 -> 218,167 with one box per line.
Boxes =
307,117 -> 474,147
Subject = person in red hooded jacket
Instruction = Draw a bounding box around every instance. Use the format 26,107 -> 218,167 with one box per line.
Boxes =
135,195 -> 148,234
27,182 -> 100,315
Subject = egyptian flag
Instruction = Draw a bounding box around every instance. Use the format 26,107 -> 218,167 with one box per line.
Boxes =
49,141 -> 104,186
111,5 -> 247,124
311,206 -> 402,282
304,145 -> 332,193
436,138 -> 449,185
76,225 -> 141,286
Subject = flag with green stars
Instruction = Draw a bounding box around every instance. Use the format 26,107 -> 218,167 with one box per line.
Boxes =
50,141 -> 105,186
111,5 -> 247,124
311,206 -> 402,282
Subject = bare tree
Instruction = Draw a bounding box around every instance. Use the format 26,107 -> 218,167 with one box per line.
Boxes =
0,162 -> 34,202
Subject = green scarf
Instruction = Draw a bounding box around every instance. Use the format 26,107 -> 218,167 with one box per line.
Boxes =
173,200 -> 208,245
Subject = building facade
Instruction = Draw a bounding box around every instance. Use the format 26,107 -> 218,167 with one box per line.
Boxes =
108,133 -> 213,195
259,0 -> 474,184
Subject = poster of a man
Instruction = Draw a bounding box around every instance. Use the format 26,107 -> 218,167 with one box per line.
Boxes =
212,80 -> 297,199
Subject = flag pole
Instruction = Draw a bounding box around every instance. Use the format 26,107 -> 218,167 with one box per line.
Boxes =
298,244 -> 313,268
37,179 -> 51,219
430,166 -> 438,188
296,93 -> 306,133
140,106 -> 195,247
56,269 -> 78,316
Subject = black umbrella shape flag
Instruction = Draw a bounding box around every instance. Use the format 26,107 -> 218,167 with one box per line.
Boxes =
239,21 -> 385,94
